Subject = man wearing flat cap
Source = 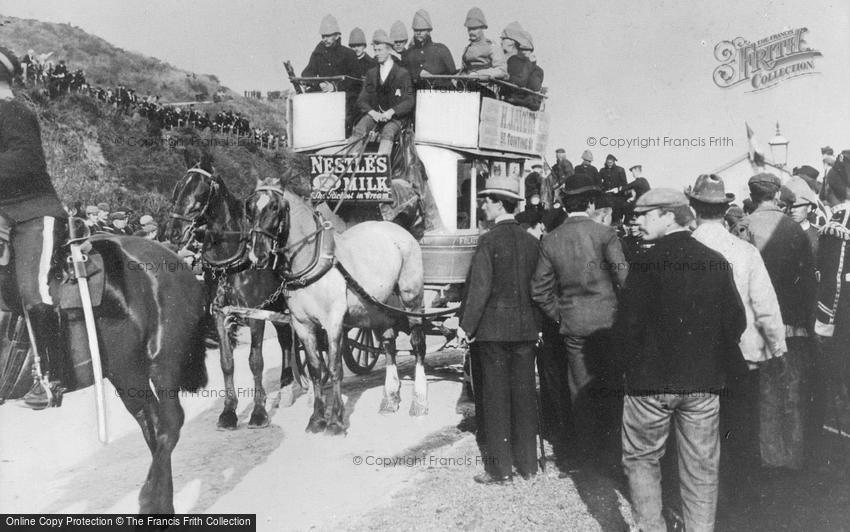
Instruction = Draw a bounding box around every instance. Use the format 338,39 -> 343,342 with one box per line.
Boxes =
458,7 -> 508,80
0,45 -> 70,408
402,9 -> 456,84
108,211 -> 133,236
532,173 -> 627,471
689,174 -> 785,504
735,173 -> 816,471
615,187 -> 746,532
458,175 -> 540,485
349,29 -> 415,155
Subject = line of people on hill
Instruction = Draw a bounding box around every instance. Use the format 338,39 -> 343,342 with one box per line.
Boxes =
65,202 -> 161,241
14,48 -> 286,149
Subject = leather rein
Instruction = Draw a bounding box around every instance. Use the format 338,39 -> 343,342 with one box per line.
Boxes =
247,185 -> 335,289
169,167 -> 248,272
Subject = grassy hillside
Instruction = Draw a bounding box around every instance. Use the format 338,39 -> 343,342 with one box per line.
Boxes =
1,16 -> 306,225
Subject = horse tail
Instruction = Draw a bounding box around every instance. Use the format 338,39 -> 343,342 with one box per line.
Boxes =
180,322 -> 208,392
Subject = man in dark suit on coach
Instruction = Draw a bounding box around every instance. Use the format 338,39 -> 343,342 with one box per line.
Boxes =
458,175 -> 541,484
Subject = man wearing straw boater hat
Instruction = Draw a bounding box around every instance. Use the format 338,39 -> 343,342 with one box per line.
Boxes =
458,174 -> 540,484
0,46 -> 69,408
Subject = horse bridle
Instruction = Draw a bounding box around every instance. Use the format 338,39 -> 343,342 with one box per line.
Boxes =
169,167 -> 219,248
246,185 -> 334,284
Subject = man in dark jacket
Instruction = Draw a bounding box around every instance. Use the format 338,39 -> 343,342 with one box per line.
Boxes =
0,47 -> 69,408
348,27 -> 376,72
735,172 -> 817,470
599,153 -> 628,192
616,188 -> 746,532
302,15 -> 362,132
532,173 -> 628,469
458,175 -> 540,484
402,9 -> 455,84
574,149 -> 600,186
350,30 -> 415,155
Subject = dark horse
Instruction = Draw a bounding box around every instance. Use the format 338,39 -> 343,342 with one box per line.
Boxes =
245,178 -> 427,435
1,232 -> 207,513
168,165 -> 297,429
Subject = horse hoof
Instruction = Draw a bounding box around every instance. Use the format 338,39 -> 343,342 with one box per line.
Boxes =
326,422 -> 347,436
248,410 -> 270,429
409,400 -> 429,417
305,418 -> 327,434
455,400 -> 476,417
217,411 -> 238,430
379,396 -> 400,414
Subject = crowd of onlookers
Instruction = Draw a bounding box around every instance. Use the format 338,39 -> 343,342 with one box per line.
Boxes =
16,48 -> 286,149
65,202 -> 161,241
462,142 -> 849,530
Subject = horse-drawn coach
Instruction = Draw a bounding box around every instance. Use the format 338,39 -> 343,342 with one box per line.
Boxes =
282,74 -> 550,373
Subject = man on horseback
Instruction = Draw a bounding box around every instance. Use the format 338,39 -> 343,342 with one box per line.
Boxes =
0,47 -> 69,409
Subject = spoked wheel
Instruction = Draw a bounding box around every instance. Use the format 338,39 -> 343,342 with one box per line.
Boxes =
342,328 -> 383,375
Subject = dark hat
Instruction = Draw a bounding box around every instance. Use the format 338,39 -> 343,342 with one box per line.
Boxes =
0,46 -> 21,77
822,146 -> 834,156
629,164 -> 642,172
793,165 -> 819,181
748,172 -> 781,190
685,174 -> 734,204
562,173 -> 601,196
516,208 -> 543,226
633,188 -> 688,213
555,148 -> 566,154
605,153 -> 617,162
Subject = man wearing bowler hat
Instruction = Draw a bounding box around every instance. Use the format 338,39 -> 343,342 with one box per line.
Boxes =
532,172 -> 628,471
688,174 -> 785,504
458,175 -> 540,484
615,188 -> 746,532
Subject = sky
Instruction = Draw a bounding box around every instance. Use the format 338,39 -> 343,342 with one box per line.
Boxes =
2,0 -> 848,188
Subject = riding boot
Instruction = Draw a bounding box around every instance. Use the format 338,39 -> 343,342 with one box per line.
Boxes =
22,305 -> 67,409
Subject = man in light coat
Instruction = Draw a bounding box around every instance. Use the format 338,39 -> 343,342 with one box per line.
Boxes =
688,174 -> 786,503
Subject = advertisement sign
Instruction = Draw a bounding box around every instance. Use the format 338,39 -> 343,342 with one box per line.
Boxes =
290,92 -> 346,151
478,98 -> 549,156
414,90 -> 481,149
308,154 -> 392,202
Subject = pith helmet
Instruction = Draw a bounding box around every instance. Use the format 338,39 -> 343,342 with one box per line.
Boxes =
464,7 -> 487,29
412,9 -> 433,30
319,14 -> 340,35
348,27 -> 367,46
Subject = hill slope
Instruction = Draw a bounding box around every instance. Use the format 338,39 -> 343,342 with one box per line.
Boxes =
0,16 -> 304,223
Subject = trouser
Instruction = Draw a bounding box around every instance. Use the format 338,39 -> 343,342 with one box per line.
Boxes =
351,115 -> 402,155
759,337 -> 810,469
563,331 -> 621,460
719,368 -> 759,497
536,318 -> 571,455
622,393 -> 720,532
8,217 -> 67,382
469,342 -> 486,450
478,341 -> 538,478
